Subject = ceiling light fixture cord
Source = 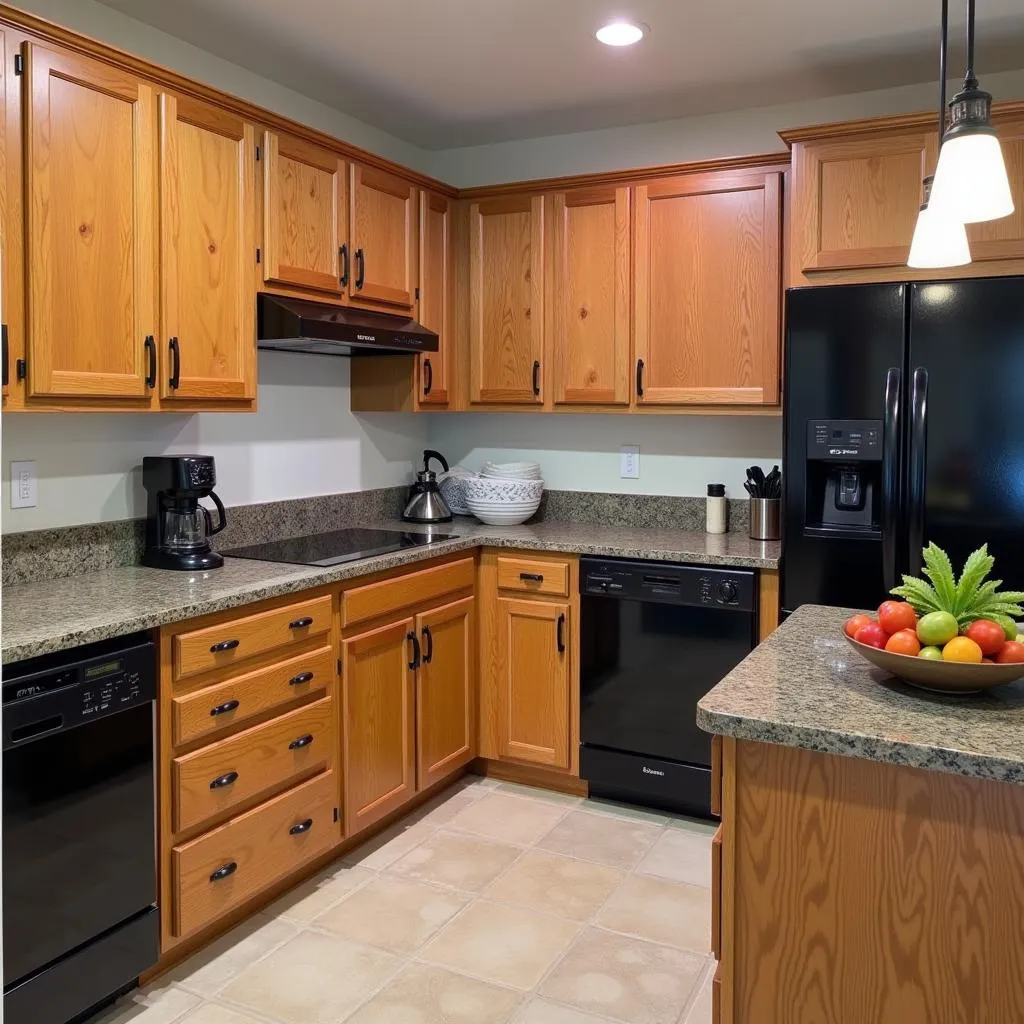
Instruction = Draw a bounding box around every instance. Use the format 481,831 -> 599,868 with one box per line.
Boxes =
965,0 -> 977,87
939,0 -> 948,144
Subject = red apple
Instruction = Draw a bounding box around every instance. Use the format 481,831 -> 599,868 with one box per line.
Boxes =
854,623 -> 890,650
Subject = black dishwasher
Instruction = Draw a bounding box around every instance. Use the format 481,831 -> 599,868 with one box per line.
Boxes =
3,633 -> 159,1024
580,558 -> 757,818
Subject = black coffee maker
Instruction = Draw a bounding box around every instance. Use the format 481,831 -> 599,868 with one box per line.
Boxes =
142,455 -> 227,570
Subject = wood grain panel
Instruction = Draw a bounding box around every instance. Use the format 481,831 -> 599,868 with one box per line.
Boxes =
342,618 -> 416,835
160,92 -> 255,401
550,186 -> 630,405
418,190 -> 451,405
758,569 -> 780,643
24,42 -> 155,398
732,740 -> 1024,1024
416,596 -> 475,789
469,195 -> 545,404
711,734 -> 722,817
263,131 -> 344,294
711,824 -> 723,960
342,557 -> 474,628
968,116 -> 1024,261
496,555 -> 570,597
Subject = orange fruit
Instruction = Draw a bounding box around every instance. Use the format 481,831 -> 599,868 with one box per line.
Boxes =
942,636 -> 983,664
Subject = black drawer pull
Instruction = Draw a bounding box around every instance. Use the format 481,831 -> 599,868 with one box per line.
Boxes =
355,248 -> 365,290
532,360 -> 541,396
421,624 -> 433,664
289,734 -> 314,750
209,862 -> 237,883
169,336 -> 181,390
144,335 -> 156,388
556,613 -> 566,654
289,616 -> 314,630
636,358 -> 645,398
407,630 -> 421,670
423,358 -> 433,395
339,243 -> 349,287
289,671 -> 314,686
210,639 -> 240,653
289,818 -> 314,836
210,699 -> 240,717
210,771 -> 238,789
520,572 -> 544,583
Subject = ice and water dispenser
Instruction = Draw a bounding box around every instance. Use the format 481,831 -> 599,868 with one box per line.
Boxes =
803,420 -> 883,535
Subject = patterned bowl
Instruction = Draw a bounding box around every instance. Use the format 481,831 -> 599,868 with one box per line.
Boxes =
438,467 -> 476,516
464,475 -> 544,525
481,461 -> 542,480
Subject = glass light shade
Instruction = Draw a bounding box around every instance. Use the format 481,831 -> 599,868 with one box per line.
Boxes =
907,201 -> 972,268
595,21 -> 645,46
929,132 -> 1015,223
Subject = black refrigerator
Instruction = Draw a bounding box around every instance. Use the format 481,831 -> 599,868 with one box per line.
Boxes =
783,276 -> 1024,615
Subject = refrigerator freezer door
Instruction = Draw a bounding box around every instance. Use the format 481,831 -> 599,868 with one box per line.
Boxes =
909,278 -> 1024,590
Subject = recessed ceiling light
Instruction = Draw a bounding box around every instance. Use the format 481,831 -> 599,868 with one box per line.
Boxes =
596,20 -> 646,47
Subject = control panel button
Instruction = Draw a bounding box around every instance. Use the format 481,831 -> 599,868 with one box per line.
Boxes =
717,580 -> 739,604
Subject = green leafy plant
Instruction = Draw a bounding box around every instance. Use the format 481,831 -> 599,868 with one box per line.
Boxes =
891,542 -> 1024,635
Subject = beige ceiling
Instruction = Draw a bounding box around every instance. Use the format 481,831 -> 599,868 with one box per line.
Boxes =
96,0 -> 1024,149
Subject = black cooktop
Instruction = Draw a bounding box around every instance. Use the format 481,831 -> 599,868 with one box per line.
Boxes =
223,527 -> 458,567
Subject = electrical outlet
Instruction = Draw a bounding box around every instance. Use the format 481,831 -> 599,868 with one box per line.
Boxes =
620,445 -> 640,479
11,460 -> 38,509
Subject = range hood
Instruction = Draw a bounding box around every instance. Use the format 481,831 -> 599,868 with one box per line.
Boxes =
257,294 -> 438,356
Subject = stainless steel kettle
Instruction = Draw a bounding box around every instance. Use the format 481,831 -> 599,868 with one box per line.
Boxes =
403,450 -> 453,524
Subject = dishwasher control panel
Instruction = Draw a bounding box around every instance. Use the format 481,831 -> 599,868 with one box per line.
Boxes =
581,558 -> 756,612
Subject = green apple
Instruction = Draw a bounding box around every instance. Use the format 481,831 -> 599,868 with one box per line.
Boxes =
917,611 -> 959,647
918,646 -> 943,661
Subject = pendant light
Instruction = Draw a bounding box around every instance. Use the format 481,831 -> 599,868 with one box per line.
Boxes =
928,0 -> 1015,223
908,0 -> 971,268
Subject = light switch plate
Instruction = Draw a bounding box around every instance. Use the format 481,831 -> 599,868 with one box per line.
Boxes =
11,460 -> 38,509
620,445 -> 640,479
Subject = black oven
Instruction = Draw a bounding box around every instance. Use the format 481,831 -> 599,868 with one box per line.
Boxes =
3,633 -> 159,1024
580,558 -> 757,818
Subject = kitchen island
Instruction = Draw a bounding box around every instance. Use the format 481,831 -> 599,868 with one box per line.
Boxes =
698,604 -> 1024,1024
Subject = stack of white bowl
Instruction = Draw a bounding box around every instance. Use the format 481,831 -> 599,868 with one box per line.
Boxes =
465,461 -> 544,525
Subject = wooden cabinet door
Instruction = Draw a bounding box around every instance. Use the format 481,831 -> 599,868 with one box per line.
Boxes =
418,191 -> 451,405
349,163 -> 416,309
263,131 -> 346,295
24,43 -> 156,399
634,171 -> 782,406
469,195 -> 545,404
496,598 -> 570,769
342,617 -> 416,835
160,94 -> 255,401
550,187 -> 631,405
968,113 -> 1024,261
415,596 -> 474,789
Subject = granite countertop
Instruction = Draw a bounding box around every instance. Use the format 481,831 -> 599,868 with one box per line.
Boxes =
2,519 -> 779,664
698,604 -> 1024,785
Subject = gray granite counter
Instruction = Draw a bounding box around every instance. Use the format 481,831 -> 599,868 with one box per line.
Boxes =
2,519 -> 779,664
697,604 -> 1024,785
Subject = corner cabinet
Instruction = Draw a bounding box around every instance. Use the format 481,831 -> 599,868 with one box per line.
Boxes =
417,190 -> 453,406
633,170 -> 782,406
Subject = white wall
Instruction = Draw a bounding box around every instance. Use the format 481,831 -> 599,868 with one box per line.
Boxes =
1,353 -> 425,532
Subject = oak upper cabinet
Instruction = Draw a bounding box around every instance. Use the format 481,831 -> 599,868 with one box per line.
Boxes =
349,162 -> 416,310
262,131 -> 346,296
966,110 -> 1024,261
160,94 -> 256,402
415,596 -> 474,788
23,43 -> 157,399
417,190 -> 452,405
342,618 -> 417,835
634,170 -> 782,406
469,195 -> 545,405
549,187 -> 631,405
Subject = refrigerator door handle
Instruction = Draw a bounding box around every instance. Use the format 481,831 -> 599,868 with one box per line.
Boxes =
882,367 -> 902,593
907,367 -> 929,577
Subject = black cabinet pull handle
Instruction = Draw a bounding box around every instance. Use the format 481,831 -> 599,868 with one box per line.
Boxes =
209,862 -> 237,883
289,616 -> 314,630
520,572 -> 544,583
339,243 -> 349,287
144,335 -> 156,388
636,358 -> 645,397
556,613 -> 566,654
421,625 -> 433,664
423,358 -> 433,395
289,734 -> 314,750
210,699 -> 240,717
532,360 -> 541,396
1,323 -> 8,388
355,248 -> 365,290
210,771 -> 238,789
407,630 -> 421,670
210,639 -> 240,653
169,337 -> 181,389
289,671 -> 314,686
289,818 -> 314,836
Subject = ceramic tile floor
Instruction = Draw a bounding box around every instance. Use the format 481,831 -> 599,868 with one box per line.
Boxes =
94,776 -> 718,1024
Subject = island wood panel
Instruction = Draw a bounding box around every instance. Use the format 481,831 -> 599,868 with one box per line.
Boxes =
468,195 -> 545,404
730,739 -> 1024,1024
549,186 -> 631,405
633,171 -> 781,406
262,131 -> 345,295
758,569 -> 780,642
418,190 -> 452,405
159,93 -> 255,401
24,42 -> 156,399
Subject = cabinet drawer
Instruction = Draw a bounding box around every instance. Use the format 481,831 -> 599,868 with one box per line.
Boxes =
711,824 -> 723,960
173,595 -> 332,681
172,770 -> 338,938
496,556 -> 570,597
342,557 -> 473,628
173,698 -> 333,832
172,646 -> 335,747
